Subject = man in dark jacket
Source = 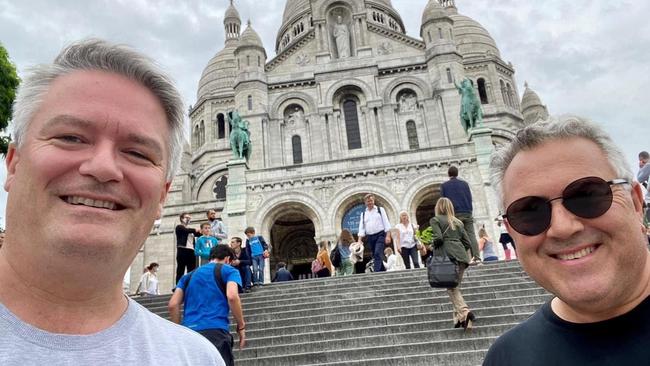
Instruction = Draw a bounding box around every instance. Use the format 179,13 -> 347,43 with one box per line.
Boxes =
272,262 -> 293,282
440,166 -> 480,263
230,237 -> 252,292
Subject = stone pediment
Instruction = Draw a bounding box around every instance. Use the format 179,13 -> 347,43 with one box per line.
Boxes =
266,29 -> 316,73
367,23 -> 425,51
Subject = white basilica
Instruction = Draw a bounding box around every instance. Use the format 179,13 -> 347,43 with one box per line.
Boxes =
131,0 -> 549,291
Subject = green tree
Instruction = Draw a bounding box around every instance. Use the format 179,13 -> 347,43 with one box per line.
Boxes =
0,43 -> 20,157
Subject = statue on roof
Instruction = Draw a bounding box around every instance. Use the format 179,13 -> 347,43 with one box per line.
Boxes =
228,110 -> 252,160
455,78 -> 483,133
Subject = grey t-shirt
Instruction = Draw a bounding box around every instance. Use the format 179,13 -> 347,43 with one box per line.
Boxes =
0,297 -> 225,365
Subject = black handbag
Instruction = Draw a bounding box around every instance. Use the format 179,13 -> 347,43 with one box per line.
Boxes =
426,222 -> 461,288
426,248 -> 461,288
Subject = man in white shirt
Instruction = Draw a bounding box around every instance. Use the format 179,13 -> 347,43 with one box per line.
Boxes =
357,194 -> 391,272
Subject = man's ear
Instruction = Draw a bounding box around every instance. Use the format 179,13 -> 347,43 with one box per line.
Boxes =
155,181 -> 172,219
630,182 -> 645,215
4,143 -> 19,192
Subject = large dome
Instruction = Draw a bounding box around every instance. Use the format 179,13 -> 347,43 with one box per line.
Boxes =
450,13 -> 501,58
196,43 -> 238,101
282,0 -> 310,24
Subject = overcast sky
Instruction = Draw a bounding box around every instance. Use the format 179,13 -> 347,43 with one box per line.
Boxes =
1,0 -> 649,226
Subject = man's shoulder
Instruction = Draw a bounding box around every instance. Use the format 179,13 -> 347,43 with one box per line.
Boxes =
131,301 -> 224,364
483,306 -> 548,365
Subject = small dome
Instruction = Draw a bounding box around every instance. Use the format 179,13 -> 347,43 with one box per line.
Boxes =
239,22 -> 264,48
521,82 -> 544,111
422,0 -> 449,25
450,13 -> 501,58
196,44 -> 238,100
224,0 -> 241,23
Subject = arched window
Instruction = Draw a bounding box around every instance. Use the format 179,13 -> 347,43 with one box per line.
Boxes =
506,83 -> 514,108
192,125 -> 199,147
406,121 -> 419,150
217,113 -> 225,139
427,31 -> 432,43
446,68 -> 453,84
246,55 -> 250,66
292,135 -> 303,164
438,28 -> 443,39
213,175 -> 228,201
247,95 -> 253,111
477,78 -> 489,104
500,80 -> 508,107
343,99 -> 362,150
199,121 -> 205,146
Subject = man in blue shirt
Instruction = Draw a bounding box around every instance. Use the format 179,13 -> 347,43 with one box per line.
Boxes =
169,245 -> 246,366
440,166 -> 480,262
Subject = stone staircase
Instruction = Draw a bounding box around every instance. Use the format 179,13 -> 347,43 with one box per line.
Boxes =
136,260 -> 549,365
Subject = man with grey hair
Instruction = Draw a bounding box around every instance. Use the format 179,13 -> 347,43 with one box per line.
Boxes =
0,39 -> 224,365
483,116 -> 650,365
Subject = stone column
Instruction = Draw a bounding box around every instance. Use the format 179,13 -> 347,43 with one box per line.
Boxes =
469,127 -> 503,256
223,158 -> 249,241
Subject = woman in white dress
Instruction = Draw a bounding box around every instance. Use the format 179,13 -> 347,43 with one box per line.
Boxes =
137,262 -> 160,296
395,211 -> 421,269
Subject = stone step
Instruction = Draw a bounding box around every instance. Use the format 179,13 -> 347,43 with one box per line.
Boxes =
240,273 -> 533,306
236,323 -> 516,359
141,280 -> 542,317
232,296 -> 549,332
136,259 -> 538,365
238,304 -> 537,340
301,350 -> 486,366
134,272 -> 532,309
235,334 -> 497,365
243,313 -> 533,347
246,265 -> 528,297
238,293 -> 550,324
240,280 -> 541,313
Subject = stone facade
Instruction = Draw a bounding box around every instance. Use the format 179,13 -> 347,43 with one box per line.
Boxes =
130,0 -> 548,293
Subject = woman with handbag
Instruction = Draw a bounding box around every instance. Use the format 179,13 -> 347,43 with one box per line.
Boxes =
395,211 -> 421,269
313,240 -> 333,278
430,197 -> 476,330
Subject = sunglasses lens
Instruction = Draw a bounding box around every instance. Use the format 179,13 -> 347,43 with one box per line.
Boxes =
562,176 -> 613,219
506,196 -> 551,236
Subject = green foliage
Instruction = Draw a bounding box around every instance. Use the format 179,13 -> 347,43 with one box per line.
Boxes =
415,226 -> 433,245
0,43 -> 20,157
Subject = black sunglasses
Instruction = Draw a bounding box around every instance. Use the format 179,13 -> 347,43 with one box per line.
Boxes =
504,176 -> 628,236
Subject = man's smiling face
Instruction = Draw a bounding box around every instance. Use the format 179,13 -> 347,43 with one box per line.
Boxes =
4,70 -> 170,263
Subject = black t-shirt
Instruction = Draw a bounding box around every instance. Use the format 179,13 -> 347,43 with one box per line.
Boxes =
175,225 -> 200,248
483,296 -> 650,365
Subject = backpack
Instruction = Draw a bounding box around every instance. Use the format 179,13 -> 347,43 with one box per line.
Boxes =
330,245 -> 342,268
183,263 -> 228,298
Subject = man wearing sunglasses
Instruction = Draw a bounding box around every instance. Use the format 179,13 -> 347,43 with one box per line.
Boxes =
483,115 -> 650,365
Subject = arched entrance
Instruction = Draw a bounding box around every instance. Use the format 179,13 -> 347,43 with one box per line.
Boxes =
337,193 -> 396,273
411,184 -> 442,230
269,208 -> 317,280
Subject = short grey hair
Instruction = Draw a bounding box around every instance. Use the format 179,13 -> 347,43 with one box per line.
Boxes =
11,38 -> 185,182
489,115 -> 633,212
